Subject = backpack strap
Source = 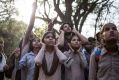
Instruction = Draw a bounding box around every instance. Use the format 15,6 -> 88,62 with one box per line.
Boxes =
95,48 -> 101,63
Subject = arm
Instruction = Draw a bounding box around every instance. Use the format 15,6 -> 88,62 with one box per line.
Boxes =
89,52 -> 97,80
47,15 -> 58,31
63,51 -> 73,68
55,46 -> 67,63
22,0 -> 37,48
47,21 -> 54,31
57,30 -> 65,46
35,44 -> 45,65
72,28 -> 88,44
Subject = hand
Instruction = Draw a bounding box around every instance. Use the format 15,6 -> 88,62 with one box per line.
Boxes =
48,21 -> 54,30
59,30 -> 64,33
4,64 -> 9,70
32,0 -> 37,10
13,48 -> 20,59
52,14 -> 58,24
54,45 -> 58,50
72,28 -> 78,34
41,42 -> 46,49
48,15 -> 58,30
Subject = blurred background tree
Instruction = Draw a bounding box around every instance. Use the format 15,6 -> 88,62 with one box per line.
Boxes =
0,0 -> 17,22
36,0 -> 119,34
0,19 -> 27,55
0,0 -> 119,56
34,24 -> 47,39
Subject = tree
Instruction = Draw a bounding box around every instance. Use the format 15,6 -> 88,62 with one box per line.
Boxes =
36,0 -> 119,33
0,0 -> 17,22
34,24 -> 47,39
0,19 -> 27,55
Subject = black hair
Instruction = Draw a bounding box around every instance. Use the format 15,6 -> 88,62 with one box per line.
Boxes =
42,31 -> 56,43
88,37 -> 96,43
101,23 -> 117,34
60,22 -> 73,30
69,33 -> 81,43
28,37 -> 40,52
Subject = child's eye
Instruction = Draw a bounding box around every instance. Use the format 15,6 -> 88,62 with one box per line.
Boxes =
104,27 -> 110,31
112,27 -> 117,31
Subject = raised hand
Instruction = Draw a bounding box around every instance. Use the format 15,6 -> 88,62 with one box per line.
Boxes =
32,0 -> 37,10
72,28 -> 78,34
48,15 -> 58,31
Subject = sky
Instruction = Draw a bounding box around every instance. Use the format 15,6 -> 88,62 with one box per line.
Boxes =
14,0 -> 119,38
14,0 -> 34,23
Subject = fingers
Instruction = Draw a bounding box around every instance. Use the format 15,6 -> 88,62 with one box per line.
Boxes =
32,0 -> 37,9
72,28 -> 77,33
4,64 -> 9,70
59,30 -> 64,33
40,42 -> 46,48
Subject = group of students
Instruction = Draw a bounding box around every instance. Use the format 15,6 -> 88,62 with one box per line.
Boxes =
0,1 -> 119,80
0,22 -> 119,80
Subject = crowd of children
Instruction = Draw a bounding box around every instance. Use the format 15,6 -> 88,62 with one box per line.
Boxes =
0,0 -> 119,80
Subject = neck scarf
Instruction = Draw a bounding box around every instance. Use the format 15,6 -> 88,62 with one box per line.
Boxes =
42,52 -> 59,76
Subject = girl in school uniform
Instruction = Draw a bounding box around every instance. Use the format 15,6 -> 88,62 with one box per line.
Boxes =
63,34 -> 86,80
35,31 -> 67,80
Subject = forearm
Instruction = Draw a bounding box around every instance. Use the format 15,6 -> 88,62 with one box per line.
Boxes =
57,31 -> 64,46
35,46 -> 45,65
76,32 -> 88,43
23,1 -> 37,47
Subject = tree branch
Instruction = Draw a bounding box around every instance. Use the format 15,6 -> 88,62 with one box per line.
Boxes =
53,0 -> 65,22
65,0 -> 73,23
36,16 -> 62,24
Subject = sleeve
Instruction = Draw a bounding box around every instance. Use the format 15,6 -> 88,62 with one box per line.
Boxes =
63,51 -> 73,68
55,48 -> 67,63
34,47 -> 45,65
19,54 -> 28,69
89,52 -> 98,80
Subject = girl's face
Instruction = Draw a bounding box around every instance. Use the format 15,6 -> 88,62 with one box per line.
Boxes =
62,24 -> 72,32
43,33 -> 56,46
32,38 -> 41,48
102,24 -> 118,42
70,36 -> 81,49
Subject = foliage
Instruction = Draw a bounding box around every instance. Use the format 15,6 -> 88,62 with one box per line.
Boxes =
36,0 -> 119,33
0,0 -> 17,22
34,24 -> 47,39
0,19 -> 27,55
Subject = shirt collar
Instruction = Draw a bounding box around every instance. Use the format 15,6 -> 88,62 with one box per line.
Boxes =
101,44 -> 119,56
29,51 -> 35,56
